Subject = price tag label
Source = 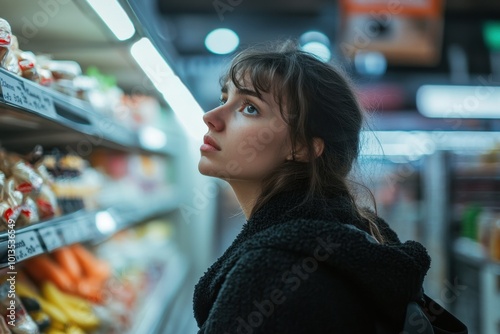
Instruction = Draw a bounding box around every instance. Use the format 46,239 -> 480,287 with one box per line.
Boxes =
15,231 -> 44,262
61,223 -> 80,245
77,218 -> 96,241
0,71 -> 56,117
39,226 -> 64,252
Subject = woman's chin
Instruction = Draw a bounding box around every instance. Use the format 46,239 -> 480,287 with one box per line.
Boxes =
198,160 -> 216,176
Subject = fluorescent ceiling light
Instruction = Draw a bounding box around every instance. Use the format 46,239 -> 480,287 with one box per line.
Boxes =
130,37 -> 174,84
86,0 -> 135,40
360,131 -> 435,159
417,85 -> 500,119
131,38 -> 205,141
302,42 -> 332,62
205,28 -> 239,55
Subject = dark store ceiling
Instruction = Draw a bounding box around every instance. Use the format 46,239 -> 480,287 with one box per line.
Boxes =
154,0 -> 500,114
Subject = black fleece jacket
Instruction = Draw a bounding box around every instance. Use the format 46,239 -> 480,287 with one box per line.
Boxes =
193,191 -> 431,333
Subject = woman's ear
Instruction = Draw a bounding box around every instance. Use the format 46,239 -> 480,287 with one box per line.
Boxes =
286,138 -> 324,161
312,137 -> 324,158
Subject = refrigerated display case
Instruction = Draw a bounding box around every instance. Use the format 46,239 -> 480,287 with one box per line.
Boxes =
0,1 -> 216,333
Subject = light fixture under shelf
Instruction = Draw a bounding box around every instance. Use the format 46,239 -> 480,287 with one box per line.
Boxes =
86,0 -> 136,41
417,85 -> 500,119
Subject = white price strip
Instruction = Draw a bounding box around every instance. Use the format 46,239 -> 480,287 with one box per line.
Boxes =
0,71 -> 56,117
77,218 -> 96,240
15,231 -> 44,262
39,227 -> 64,251
61,223 -> 81,245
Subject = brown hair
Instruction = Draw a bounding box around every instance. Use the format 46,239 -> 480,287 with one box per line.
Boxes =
223,41 -> 384,243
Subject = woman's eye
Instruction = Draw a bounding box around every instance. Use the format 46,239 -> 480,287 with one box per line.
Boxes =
218,97 -> 226,106
242,104 -> 259,115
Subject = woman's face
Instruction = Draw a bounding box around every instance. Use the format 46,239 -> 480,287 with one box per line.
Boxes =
198,78 -> 291,183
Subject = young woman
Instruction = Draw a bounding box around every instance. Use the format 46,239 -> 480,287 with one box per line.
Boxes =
194,42 -> 431,333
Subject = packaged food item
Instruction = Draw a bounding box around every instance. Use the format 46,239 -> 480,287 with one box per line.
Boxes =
0,177 -> 23,224
0,316 -> 13,333
0,171 -> 5,199
0,278 -> 40,334
44,60 -> 81,80
5,38 -> 21,76
10,158 -> 44,197
37,68 -> 54,87
0,18 -> 12,65
32,184 -> 59,219
18,197 -> 40,226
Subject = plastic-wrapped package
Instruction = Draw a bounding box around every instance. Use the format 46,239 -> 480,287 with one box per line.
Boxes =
0,278 -> 40,334
18,197 -> 40,227
0,171 -> 5,199
0,177 -> 23,225
0,316 -> 13,333
9,157 -> 44,197
0,18 -> 12,67
18,51 -> 40,83
32,184 -> 59,219
44,60 -> 81,80
0,19 -> 20,75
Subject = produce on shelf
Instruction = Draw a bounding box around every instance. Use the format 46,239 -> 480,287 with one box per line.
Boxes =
16,278 -> 95,334
23,245 -> 111,304
41,282 -> 100,331
91,220 -> 175,332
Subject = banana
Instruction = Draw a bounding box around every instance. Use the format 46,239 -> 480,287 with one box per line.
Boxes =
45,327 -> 67,334
16,281 -> 39,299
66,324 -> 87,334
16,281 -> 69,324
57,288 -> 93,312
42,281 -> 100,331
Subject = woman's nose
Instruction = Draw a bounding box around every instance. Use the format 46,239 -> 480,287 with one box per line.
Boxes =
203,106 -> 225,131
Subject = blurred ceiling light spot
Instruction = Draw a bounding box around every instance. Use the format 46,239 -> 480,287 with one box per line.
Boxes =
96,211 -> 116,234
86,0 -> 135,41
302,41 -> 332,62
299,31 -> 331,62
139,126 -> 167,150
417,85 -> 500,119
299,31 -> 330,46
354,51 -> 387,76
205,28 -> 239,55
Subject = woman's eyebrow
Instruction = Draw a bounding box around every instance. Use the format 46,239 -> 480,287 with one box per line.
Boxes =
221,83 -> 269,105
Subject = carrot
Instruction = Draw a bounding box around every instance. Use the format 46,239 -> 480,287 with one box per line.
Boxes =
76,277 -> 105,304
52,247 -> 82,282
23,254 -> 74,293
69,244 -> 111,284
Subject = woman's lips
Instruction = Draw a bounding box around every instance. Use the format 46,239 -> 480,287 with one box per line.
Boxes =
201,135 -> 221,152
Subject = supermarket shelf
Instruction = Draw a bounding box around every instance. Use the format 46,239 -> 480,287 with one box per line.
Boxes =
453,238 -> 500,273
127,246 -> 190,334
0,188 -> 180,268
0,68 -> 175,156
